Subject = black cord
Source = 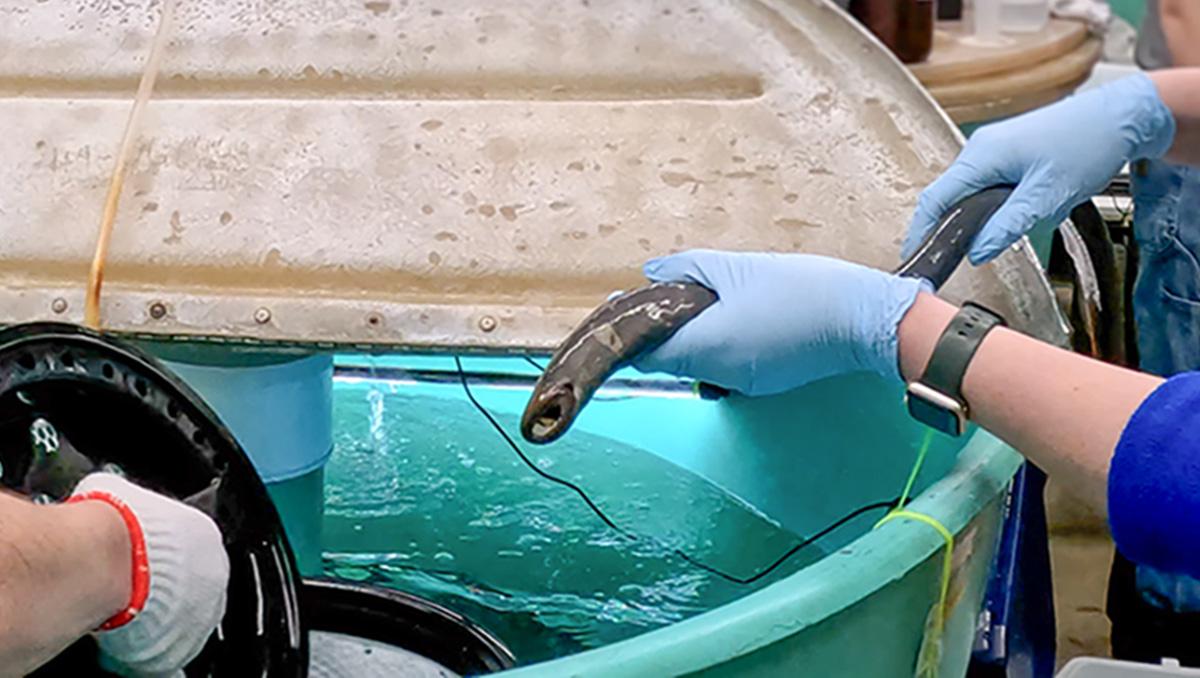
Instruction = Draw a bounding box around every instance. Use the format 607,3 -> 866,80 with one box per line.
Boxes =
454,356 -> 898,585
522,355 -> 546,372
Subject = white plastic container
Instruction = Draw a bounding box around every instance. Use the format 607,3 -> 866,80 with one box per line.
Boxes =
1000,0 -> 1050,33
1058,657 -> 1200,677
972,0 -> 1005,42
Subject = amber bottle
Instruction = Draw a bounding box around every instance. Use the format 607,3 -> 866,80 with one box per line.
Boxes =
849,0 -> 936,64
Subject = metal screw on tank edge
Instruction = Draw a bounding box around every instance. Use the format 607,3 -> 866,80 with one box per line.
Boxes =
50,298 -> 68,315
148,301 -> 168,320
478,316 -> 497,333
254,307 -> 272,324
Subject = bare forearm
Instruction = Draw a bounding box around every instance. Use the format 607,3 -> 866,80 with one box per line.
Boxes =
1149,69 -> 1200,166
1158,1 -> 1200,67
898,293 -> 1162,514
0,492 -> 129,676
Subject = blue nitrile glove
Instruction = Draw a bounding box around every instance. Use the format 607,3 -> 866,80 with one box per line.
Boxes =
633,250 -> 927,396
903,73 -> 1175,265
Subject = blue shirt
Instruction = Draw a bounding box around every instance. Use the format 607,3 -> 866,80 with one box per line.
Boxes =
1109,373 -> 1200,580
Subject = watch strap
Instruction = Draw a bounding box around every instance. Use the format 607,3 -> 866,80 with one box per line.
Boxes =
919,302 -> 1006,402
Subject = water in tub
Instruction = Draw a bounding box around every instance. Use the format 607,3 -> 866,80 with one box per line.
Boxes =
321,360 -> 832,665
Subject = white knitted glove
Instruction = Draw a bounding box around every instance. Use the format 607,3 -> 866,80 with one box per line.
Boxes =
70,473 -> 229,677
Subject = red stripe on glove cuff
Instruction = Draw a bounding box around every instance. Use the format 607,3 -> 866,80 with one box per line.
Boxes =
67,491 -> 151,630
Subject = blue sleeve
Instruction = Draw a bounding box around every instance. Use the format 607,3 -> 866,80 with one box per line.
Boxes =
1109,372 -> 1200,579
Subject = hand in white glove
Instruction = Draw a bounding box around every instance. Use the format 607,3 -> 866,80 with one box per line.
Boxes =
70,473 -> 229,677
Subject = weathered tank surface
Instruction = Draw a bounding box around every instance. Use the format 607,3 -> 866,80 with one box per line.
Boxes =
0,0 -> 1066,352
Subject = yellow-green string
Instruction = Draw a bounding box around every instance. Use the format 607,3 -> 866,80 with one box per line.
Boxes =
896,428 -> 936,510
874,428 -> 954,678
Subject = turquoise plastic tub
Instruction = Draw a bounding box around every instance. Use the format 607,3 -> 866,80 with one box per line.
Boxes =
314,356 -> 1021,677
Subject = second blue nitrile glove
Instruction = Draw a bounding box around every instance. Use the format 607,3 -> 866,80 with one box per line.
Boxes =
633,250 -> 926,396
903,73 -> 1175,265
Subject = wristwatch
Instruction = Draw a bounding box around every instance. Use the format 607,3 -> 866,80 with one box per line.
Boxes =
905,302 -> 1006,436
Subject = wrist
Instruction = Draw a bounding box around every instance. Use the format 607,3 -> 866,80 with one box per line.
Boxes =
55,500 -> 133,627
1126,72 -> 1177,160
897,292 -> 958,382
66,490 -> 150,630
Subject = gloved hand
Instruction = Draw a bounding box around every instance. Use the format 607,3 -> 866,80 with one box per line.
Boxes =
904,73 -> 1175,265
633,250 -> 927,396
70,473 -> 229,677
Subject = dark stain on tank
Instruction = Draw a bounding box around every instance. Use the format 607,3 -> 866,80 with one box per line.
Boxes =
142,201 -> 159,213
219,211 -> 233,226
567,161 -> 585,171
597,223 -> 618,235
479,204 -> 497,218
420,119 -> 444,131
775,218 -> 821,230
638,238 -> 652,251
549,201 -> 570,211
363,1 -> 390,15
784,193 -> 799,204
435,231 -> 458,242
164,210 -> 185,245
421,204 -> 434,215
724,171 -> 756,179
660,172 -> 700,188
500,205 -> 519,221
428,252 -> 442,265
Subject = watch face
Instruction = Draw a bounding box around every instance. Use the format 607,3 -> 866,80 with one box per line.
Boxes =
905,386 -> 965,437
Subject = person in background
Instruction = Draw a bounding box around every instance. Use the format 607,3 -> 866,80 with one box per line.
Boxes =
0,473 -> 227,676
1110,0 -> 1200,663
